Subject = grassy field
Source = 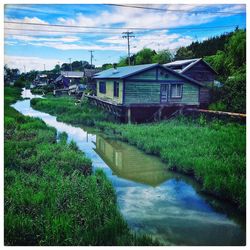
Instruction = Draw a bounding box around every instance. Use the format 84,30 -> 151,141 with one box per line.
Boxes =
31,95 -> 246,210
4,87 -> 159,246
31,96 -> 116,126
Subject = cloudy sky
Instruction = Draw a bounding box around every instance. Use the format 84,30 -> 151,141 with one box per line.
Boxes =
4,4 -> 246,72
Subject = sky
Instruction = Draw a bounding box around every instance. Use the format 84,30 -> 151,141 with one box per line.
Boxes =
4,3 -> 246,72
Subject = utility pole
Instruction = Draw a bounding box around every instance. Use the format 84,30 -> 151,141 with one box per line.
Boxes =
89,50 -> 94,69
68,58 -> 72,71
122,31 -> 135,65
43,64 -> 46,71
57,61 -> 60,73
23,65 -> 26,74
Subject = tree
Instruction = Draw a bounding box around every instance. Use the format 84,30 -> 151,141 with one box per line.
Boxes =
61,63 -> 71,71
135,48 -> 156,65
205,51 -> 227,79
117,57 -> 128,67
174,47 -> 194,60
4,65 -> 20,85
102,63 -> 113,70
152,49 -> 173,64
224,29 -> 246,74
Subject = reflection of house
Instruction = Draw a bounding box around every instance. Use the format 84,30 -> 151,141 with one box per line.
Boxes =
89,63 -> 204,122
94,135 -> 173,186
164,58 -> 218,107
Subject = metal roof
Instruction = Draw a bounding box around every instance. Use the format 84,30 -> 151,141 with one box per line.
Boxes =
84,68 -> 102,78
94,63 -> 204,86
93,64 -> 157,79
164,58 -> 218,75
61,71 -> 84,78
165,58 -> 200,67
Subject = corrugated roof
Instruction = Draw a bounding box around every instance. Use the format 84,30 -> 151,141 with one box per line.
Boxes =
165,58 -> 200,67
84,68 -> 102,78
93,63 -> 157,79
164,58 -> 217,75
61,71 -> 84,78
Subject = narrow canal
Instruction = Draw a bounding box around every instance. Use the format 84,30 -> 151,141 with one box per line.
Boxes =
11,88 -> 246,246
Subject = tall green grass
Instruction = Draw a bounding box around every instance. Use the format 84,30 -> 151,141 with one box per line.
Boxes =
4,87 -> 159,246
31,95 -> 246,210
31,96 -> 116,126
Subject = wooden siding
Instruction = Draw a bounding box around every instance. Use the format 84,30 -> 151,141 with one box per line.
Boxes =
128,68 -> 157,80
199,87 -> 210,104
124,82 -> 160,104
124,81 -> 199,105
157,68 -> 182,81
183,61 -> 216,84
168,83 -> 199,105
97,80 -> 123,104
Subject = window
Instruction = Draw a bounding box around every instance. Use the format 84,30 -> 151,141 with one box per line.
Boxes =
99,81 -> 106,94
171,84 -> 182,98
113,81 -> 119,97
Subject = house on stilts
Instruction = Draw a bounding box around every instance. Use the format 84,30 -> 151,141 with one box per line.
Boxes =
85,63 -> 212,123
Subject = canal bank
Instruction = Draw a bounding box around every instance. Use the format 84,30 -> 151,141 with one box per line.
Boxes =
11,88 -> 246,246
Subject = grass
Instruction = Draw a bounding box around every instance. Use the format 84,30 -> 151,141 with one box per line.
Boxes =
31,95 -> 246,210
4,87 -> 159,246
31,96 -> 116,126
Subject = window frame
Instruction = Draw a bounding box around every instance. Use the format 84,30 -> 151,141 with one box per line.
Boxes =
171,84 -> 183,99
113,81 -> 119,98
99,81 -> 106,94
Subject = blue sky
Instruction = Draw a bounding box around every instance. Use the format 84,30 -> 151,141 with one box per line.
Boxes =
4,4 -> 246,72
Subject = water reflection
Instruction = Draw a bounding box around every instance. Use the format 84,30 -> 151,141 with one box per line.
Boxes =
95,135 -> 173,186
10,89 -> 246,246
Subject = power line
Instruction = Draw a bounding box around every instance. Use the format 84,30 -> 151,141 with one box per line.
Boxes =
4,24 -> 241,33
4,27 -> 124,35
122,32 -> 135,65
108,4 -> 246,15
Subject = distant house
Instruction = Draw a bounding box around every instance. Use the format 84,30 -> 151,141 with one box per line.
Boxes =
89,63 -> 203,122
54,71 -> 84,88
83,68 -> 102,92
164,58 -> 218,107
33,74 -> 48,86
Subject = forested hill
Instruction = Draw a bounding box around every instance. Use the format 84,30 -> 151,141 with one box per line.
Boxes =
174,30 -> 234,60
186,32 -> 233,58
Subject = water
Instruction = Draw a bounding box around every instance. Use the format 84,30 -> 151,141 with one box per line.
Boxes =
11,88 -> 246,246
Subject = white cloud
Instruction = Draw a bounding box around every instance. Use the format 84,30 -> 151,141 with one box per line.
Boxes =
4,55 -> 59,72
98,31 -> 193,54
28,41 -> 125,51
7,35 -> 80,43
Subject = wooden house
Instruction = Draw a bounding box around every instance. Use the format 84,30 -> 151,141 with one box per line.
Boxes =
164,58 -> 218,107
88,63 -> 204,123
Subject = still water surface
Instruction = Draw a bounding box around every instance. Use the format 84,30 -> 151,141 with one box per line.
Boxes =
11,89 -> 246,246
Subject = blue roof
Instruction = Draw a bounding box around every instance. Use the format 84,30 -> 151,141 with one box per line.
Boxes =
94,63 -> 204,86
93,63 -> 157,79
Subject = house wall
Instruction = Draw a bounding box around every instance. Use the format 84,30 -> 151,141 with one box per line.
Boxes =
124,82 -> 161,104
183,61 -> 216,84
95,66 -> 200,106
124,81 -> 199,105
168,83 -> 199,105
96,80 -> 123,104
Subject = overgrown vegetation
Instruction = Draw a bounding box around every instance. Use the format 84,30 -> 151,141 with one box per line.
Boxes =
31,96 -> 116,126
97,118 -> 246,210
31,95 -> 246,210
4,87 -> 159,246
